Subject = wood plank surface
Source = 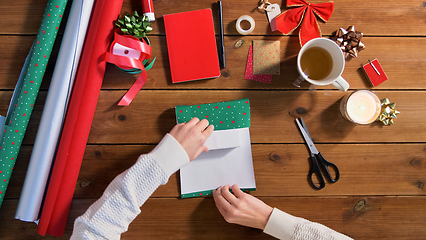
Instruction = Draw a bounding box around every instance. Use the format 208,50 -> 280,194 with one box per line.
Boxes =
1,196 -> 425,239
1,35 -> 426,90
2,0 -> 426,36
1,90 -> 424,144
88,90 -> 424,144
1,0 -> 425,239
5,144 -> 425,200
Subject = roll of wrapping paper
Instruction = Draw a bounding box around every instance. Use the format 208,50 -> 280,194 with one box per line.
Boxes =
15,0 -> 95,222
0,0 -> 68,208
0,116 -> 5,142
37,0 -> 123,236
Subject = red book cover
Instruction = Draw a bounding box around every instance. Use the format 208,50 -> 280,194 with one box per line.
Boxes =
164,9 -> 220,83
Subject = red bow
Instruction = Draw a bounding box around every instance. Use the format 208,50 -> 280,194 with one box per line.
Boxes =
275,0 -> 334,46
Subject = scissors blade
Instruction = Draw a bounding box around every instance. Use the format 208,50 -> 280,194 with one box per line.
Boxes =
298,117 -> 311,139
295,118 -> 319,154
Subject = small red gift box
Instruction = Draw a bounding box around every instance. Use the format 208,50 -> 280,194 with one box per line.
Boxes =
362,58 -> 388,87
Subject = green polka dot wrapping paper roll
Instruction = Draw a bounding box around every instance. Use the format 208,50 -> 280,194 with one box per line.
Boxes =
175,98 -> 251,130
0,0 -> 68,206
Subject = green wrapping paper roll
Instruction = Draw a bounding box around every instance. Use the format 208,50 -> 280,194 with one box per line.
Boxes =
0,0 -> 68,206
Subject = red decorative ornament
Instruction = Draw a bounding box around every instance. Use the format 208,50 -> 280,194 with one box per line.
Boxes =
275,0 -> 334,46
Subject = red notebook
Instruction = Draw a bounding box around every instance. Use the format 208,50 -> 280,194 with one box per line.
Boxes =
164,9 -> 221,83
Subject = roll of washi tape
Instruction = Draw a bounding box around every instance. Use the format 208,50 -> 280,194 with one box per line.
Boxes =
236,15 -> 255,35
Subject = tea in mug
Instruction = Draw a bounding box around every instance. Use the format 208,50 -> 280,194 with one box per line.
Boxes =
300,46 -> 333,80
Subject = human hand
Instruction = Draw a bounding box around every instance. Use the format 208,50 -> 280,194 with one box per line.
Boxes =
169,117 -> 214,161
213,185 -> 273,230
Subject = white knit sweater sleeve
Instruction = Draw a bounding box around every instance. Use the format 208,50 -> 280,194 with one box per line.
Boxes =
263,208 -> 353,240
70,133 -> 189,240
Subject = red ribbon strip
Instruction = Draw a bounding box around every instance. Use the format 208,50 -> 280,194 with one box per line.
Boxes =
275,0 -> 334,46
105,29 -> 152,105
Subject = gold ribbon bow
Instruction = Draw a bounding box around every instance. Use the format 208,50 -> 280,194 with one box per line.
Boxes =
378,98 -> 400,125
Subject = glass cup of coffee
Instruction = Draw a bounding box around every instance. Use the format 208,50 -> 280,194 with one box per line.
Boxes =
297,38 -> 349,91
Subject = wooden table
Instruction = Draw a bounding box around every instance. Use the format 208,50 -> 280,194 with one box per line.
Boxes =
1,0 -> 426,239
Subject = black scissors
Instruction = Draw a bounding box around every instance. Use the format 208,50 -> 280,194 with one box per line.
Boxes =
295,117 -> 340,189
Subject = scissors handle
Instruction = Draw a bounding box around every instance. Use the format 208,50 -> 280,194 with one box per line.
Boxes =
308,153 -> 326,189
316,153 -> 340,183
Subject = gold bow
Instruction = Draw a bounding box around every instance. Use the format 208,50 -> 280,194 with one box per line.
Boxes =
378,98 -> 400,125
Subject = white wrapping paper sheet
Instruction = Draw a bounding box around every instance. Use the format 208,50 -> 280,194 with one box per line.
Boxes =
180,128 -> 256,196
15,0 -> 95,222
204,129 -> 240,151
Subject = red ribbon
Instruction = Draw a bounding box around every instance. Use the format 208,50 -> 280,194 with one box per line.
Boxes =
275,0 -> 334,46
105,29 -> 152,106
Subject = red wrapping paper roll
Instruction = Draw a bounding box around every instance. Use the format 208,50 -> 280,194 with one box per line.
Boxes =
37,0 -> 123,236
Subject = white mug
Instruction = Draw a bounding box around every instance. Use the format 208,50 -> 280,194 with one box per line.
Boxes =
297,38 -> 349,91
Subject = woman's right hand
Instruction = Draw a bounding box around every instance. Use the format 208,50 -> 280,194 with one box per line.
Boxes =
213,185 -> 273,230
169,117 -> 214,161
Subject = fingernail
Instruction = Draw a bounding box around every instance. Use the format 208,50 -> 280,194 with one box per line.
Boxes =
209,124 -> 214,129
